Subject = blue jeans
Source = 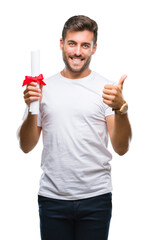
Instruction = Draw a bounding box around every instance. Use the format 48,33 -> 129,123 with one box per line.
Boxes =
38,193 -> 112,240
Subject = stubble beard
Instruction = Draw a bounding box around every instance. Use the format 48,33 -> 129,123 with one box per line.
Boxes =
62,50 -> 92,73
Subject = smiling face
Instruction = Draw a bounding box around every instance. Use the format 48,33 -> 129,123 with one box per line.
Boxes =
60,30 -> 97,78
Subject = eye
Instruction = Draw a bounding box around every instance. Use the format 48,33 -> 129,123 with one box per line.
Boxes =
82,44 -> 90,49
68,42 -> 75,46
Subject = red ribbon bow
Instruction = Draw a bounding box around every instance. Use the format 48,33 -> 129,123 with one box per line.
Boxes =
22,74 -> 46,86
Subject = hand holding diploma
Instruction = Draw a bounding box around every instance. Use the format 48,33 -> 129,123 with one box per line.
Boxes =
22,50 -> 46,114
23,81 -> 42,108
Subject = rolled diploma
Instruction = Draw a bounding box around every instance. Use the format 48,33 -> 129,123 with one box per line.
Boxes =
29,50 -> 40,115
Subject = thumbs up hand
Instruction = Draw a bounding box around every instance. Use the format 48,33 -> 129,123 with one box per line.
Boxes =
102,74 -> 127,110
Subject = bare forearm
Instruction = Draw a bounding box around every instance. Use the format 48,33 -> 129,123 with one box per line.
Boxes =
19,112 -> 41,153
111,113 -> 132,155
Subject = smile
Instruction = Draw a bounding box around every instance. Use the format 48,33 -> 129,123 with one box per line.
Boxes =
70,57 -> 85,64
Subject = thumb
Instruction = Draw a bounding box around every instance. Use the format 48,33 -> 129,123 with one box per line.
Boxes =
40,84 -> 43,91
117,74 -> 127,90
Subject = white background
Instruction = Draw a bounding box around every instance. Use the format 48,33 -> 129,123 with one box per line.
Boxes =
0,0 -> 149,239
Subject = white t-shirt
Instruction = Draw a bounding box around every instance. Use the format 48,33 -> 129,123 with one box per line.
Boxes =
25,71 -> 115,200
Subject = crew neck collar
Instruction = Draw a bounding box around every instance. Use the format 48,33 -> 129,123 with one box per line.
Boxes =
59,71 -> 94,81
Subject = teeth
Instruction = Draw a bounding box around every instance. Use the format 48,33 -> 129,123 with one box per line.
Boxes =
72,58 -> 82,63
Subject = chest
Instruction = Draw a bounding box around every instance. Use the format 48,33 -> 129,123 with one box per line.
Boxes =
41,82 -> 105,123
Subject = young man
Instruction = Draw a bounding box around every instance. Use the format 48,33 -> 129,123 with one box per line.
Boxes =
19,15 -> 132,240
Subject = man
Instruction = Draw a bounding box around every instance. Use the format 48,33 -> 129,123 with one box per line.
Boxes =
19,15 -> 132,240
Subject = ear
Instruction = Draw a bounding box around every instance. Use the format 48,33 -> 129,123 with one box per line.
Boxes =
92,43 -> 97,55
60,38 -> 63,50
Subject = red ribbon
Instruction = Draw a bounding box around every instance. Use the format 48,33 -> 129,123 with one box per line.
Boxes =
22,74 -> 46,86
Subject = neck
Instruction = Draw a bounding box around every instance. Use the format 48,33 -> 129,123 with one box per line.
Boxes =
61,68 -> 91,79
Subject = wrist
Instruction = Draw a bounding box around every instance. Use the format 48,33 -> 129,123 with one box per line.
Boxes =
113,101 -> 128,115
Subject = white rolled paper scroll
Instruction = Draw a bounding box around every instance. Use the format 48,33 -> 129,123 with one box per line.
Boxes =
29,50 -> 40,115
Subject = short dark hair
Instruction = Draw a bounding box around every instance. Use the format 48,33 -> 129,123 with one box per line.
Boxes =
62,15 -> 98,45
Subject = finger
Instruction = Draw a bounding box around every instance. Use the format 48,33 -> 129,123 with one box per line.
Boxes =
24,86 -> 41,95
102,93 -> 115,101
24,91 -> 41,99
27,84 -> 41,91
118,74 -> 127,90
104,84 -> 114,90
103,88 -> 117,95
103,99 -> 114,107
25,96 -> 40,105
28,81 -> 38,86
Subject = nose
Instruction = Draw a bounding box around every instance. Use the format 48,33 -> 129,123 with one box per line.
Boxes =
74,45 -> 82,56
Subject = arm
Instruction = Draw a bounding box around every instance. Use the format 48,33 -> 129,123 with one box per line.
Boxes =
106,114 -> 132,155
19,82 -> 42,153
102,75 -> 132,155
19,113 -> 42,153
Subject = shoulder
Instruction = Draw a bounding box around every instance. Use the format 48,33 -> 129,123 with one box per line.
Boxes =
44,72 -> 60,85
91,72 -> 115,96
93,71 -> 115,86
42,73 -> 61,93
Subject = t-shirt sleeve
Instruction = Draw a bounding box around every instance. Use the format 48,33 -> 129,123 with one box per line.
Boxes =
37,107 -> 42,127
105,104 -> 114,117
22,106 -> 28,121
22,106 -> 42,127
